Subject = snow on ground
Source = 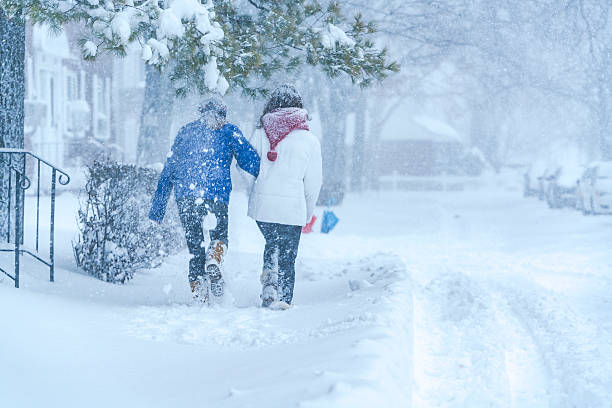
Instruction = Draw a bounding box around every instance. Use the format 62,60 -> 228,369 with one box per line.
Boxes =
1,172 -> 612,407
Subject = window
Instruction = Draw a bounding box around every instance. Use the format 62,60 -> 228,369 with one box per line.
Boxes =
66,74 -> 77,101
97,76 -> 106,112
50,77 -> 55,125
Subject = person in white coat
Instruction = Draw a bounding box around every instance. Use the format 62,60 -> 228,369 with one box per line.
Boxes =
245,84 -> 322,309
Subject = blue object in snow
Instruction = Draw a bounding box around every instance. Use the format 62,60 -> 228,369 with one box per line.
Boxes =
321,210 -> 339,234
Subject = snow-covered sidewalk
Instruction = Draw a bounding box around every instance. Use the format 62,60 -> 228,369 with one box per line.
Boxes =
1,192 -> 412,408
2,178 -> 612,407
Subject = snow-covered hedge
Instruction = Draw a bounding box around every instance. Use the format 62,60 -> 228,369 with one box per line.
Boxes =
73,161 -> 183,284
460,148 -> 488,177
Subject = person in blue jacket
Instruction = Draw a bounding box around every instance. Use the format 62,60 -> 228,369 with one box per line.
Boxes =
149,98 -> 260,302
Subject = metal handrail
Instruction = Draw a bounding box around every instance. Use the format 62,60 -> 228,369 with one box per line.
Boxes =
0,148 -> 71,185
0,149 -> 71,288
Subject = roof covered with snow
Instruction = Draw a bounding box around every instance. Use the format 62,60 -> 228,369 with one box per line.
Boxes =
413,115 -> 461,142
378,97 -> 463,143
380,114 -> 462,144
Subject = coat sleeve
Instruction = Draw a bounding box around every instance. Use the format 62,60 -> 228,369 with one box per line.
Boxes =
235,129 -> 262,191
149,132 -> 182,222
304,136 -> 323,221
228,125 -> 260,178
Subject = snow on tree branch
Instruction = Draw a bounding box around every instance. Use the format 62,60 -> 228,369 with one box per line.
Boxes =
1,0 -> 398,96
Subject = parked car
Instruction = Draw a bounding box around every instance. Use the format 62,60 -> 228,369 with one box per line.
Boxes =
547,164 -> 583,208
523,161 -> 547,197
538,166 -> 560,201
577,161 -> 612,215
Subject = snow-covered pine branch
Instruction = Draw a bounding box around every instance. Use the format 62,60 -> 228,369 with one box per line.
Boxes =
211,1 -> 398,96
0,0 -> 398,95
1,0 -> 228,92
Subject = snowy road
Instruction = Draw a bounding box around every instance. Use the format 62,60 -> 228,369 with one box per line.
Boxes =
403,188 -> 612,407
1,176 -> 611,407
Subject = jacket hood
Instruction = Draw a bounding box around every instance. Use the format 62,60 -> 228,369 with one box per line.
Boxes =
262,107 -> 309,161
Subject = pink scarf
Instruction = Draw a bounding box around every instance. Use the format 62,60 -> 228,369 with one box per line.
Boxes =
262,108 -> 309,161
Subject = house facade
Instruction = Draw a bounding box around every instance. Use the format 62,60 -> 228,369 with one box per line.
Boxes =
24,22 -> 144,171
378,113 -> 465,177
111,49 -> 146,164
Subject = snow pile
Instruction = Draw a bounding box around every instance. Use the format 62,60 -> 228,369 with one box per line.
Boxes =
414,274 -> 499,406
301,256 -> 413,408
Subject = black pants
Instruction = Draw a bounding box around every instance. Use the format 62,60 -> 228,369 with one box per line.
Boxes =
256,221 -> 302,304
177,197 -> 228,283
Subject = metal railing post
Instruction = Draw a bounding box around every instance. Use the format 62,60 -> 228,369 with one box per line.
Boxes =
0,149 -> 69,287
21,154 -> 26,246
13,171 -> 21,289
49,169 -> 56,283
36,159 -> 40,251
7,155 -> 12,243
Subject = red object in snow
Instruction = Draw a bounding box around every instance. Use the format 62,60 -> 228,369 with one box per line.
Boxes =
262,108 -> 309,162
302,215 -> 317,233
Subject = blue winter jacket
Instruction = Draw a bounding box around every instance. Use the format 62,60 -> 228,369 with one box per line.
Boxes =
149,120 -> 260,222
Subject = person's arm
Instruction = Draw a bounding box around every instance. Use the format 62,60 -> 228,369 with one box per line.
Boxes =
304,136 -> 323,221
149,131 -> 183,223
228,125 -> 260,178
234,129 -> 262,194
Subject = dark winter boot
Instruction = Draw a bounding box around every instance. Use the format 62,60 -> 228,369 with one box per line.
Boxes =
260,269 -> 278,307
206,240 -> 226,297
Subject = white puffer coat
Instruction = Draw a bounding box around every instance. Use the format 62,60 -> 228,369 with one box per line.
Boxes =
244,127 -> 322,226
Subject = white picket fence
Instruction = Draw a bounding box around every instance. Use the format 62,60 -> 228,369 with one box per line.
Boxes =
378,171 -> 485,191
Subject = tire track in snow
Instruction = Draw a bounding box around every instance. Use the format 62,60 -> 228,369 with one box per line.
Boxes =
411,271 -> 551,407
501,281 -> 612,408
491,290 -> 552,408
468,250 -> 612,408
408,194 -> 612,408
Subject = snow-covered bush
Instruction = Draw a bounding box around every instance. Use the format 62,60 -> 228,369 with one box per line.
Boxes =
73,161 -> 183,284
460,148 -> 488,176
